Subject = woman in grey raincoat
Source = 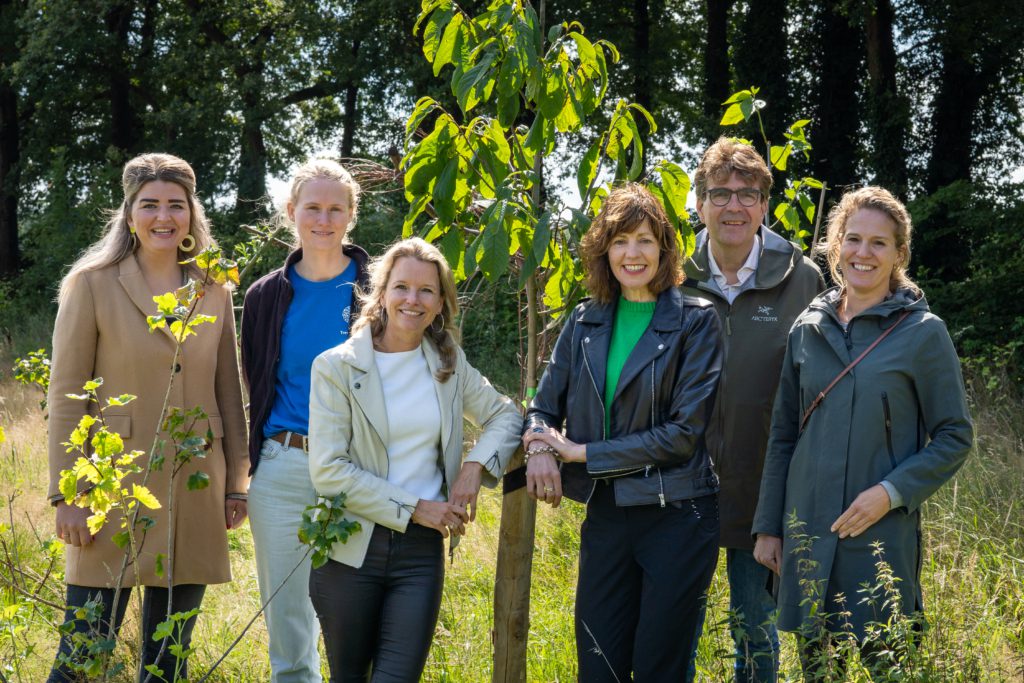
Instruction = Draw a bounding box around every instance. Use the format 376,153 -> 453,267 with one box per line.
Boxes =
752,186 -> 973,675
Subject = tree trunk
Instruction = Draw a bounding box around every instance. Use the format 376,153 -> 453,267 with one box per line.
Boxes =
811,3 -> 862,193
734,0 -> 790,144
0,0 -> 21,276
865,0 -> 908,197
924,7 -> 982,194
105,1 -> 142,157
702,0 -> 731,142
0,73 -> 18,277
341,39 -> 361,159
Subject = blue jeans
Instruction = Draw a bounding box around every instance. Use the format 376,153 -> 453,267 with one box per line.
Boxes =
688,548 -> 780,683
249,436 -> 322,682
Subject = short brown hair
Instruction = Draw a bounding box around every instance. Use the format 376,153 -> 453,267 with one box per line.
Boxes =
816,186 -> 919,296
580,184 -> 682,305
694,137 -> 772,198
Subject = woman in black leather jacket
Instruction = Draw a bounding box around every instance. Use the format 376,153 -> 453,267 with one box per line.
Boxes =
524,184 -> 723,682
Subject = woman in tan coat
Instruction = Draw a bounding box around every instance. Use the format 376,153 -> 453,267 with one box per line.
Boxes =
46,153 -> 249,682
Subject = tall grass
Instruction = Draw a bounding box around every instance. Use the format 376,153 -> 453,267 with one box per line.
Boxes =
1,368 -> 1021,681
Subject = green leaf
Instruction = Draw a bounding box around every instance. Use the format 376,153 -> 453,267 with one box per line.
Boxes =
91,430 -> 124,458
405,97 -> 438,143
112,530 -> 131,549
152,292 -> 178,316
421,6 -> 455,63
770,144 -> 792,171
59,469 -> 78,503
774,202 -> 800,234
577,138 -> 602,199
656,161 -> 692,232
132,484 -> 162,510
519,210 -> 553,288
433,12 -> 463,76
86,511 -> 106,535
455,49 -> 497,113
403,195 -> 431,238
433,157 -> 459,225
720,103 -> 744,126
155,553 -> 165,578
478,210 -> 511,281
440,228 -> 466,282
106,394 -> 136,407
187,471 -> 211,491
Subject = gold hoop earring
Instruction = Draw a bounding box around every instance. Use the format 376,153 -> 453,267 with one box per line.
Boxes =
179,234 -> 196,252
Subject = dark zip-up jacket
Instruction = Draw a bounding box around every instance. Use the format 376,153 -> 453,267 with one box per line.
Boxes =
526,286 -> 723,506
682,226 -> 824,548
240,245 -> 370,474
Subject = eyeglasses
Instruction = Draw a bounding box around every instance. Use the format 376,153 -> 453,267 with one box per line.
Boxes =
705,187 -> 764,207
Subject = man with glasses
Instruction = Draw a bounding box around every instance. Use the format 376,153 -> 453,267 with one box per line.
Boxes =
683,137 -> 825,683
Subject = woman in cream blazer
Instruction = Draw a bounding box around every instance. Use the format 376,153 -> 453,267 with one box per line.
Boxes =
308,237 -> 520,681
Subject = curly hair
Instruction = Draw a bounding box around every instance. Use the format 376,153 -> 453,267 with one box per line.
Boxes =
580,183 -> 682,304
694,136 -> 772,199
816,185 -> 919,296
352,237 -> 460,382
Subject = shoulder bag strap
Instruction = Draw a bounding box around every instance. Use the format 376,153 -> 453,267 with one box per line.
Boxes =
800,309 -> 912,434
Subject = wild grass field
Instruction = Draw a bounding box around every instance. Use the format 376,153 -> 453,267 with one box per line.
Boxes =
1,342 -> 1022,681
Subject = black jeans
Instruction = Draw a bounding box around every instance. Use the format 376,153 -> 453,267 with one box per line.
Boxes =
576,482 -> 720,682
47,583 -> 206,683
310,522 -> 445,683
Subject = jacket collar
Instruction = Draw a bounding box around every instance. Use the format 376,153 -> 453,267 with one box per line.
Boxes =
577,286 -> 684,332
684,225 -> 801,294
336,325 -> 456,455
117,254 -> 186,346
280,243 -> 371,284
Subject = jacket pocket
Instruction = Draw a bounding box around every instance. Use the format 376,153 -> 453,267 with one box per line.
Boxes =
881,393 -> 897,469
105,414 -> 131,439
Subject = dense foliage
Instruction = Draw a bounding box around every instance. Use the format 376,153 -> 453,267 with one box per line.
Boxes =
1,0 -> 1022,371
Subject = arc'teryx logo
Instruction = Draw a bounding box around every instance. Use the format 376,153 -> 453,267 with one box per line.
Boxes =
752,305 -> 779,323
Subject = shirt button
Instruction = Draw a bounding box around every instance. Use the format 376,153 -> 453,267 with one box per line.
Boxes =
658,344 -> 664,350
354,382 -> 361,389
174,363 -> 182,373
584,337 -> 590,343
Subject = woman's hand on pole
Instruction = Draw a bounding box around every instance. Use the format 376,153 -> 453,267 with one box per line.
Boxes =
753,534 -> 782,575
412,499 -> 470,538
831,483 -> 891,539
522,426 -> 585,463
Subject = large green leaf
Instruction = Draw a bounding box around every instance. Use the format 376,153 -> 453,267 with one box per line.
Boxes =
520,210 -> 553,287
433,157 -> 459,225
421,6 -> 455,63
433,13 -> 464,76
455,49 -> 498,112
577,137 -> 602,199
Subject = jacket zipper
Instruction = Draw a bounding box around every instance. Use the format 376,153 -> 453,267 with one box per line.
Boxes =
881,392 -> 897,469
582,337 -> 644,479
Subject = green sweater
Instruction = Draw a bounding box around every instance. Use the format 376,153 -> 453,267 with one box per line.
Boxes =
604,297 -> 656,435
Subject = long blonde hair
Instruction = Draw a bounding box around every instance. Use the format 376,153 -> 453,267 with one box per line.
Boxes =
816,185 -> 920,296
353,238 -> 459,382
58,153 -> 215,304
280,158 -> 361,246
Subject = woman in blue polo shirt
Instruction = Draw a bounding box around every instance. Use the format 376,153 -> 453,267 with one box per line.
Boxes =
240,159 -> 369,682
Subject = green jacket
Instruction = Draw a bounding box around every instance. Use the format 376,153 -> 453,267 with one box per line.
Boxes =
752,288 -> 973,638
682,226 -> 824,548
